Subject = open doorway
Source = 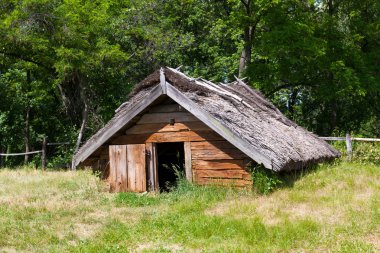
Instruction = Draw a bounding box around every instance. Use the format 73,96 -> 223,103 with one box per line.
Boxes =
156,142 -> 185,192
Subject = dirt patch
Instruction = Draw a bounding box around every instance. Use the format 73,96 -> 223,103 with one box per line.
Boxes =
135,242 -> 184,252
73,223 -> 100,240
365,234 -> 380,251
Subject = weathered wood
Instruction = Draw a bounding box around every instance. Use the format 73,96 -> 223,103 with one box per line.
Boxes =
74,84 -> 164,167
0,150 -> 42,156
192,159 -> 248,170
194,169 -> 250,180
126,122 -> 210,135
146,142 -> 158,192
136,112 -> 198,125
109,145 -> 128,192
166,82 -> 274,170
321,136 -> 380,142
346,133 -> 352,161
320,137 -> 346,141
191,149 -> 247,160
160,67 -> 167,94
149,104 -> 186,113
184,142 -> 192,182
127,144 -> 146,192
41,136 -> 47,170
190,140 -> 236,150
112,130 -> 223,144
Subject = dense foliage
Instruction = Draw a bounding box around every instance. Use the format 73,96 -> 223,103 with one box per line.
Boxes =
0,0 -> 379,167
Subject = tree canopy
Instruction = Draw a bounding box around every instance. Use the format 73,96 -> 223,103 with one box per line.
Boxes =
0,0 -> 379,167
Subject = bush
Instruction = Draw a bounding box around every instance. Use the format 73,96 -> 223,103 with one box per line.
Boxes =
250,164 -> 282,194
331,141 -> 380,165
352,142 -> 380,165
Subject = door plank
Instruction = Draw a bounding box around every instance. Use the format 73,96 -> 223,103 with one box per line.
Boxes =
109,145 -> 128,192
127,144 -> 146,192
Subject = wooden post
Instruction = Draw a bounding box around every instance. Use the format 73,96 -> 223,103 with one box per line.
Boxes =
345,133 -> 352,161
41,136 -> 47,170
146,143 -> 158,192
184,141 -> 192,182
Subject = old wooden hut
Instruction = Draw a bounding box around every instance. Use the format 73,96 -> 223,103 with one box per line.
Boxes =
73,67 -> 340,192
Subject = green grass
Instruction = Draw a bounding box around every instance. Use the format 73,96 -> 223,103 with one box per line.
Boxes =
0,162 -> 379,252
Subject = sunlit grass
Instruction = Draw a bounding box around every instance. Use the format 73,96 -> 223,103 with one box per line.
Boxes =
0,161 -> 379,252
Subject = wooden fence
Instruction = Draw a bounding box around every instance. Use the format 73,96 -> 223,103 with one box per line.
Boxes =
320,134 -> 380,160
0,137 -> 71,169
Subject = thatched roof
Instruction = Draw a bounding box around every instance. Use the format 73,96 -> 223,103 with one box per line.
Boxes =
74,67 -> 340,171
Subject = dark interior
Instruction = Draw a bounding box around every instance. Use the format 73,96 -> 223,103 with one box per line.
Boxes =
156,142 -> 185,192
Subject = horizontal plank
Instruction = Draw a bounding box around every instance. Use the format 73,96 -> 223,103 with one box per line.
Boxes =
195,177 -> 252,187
194,169 -> 251,180
125,122 -> 210,135
137,112 -> 198,124
148,104 -> 187,113
112,131 -> 224,144
190,140 -> 236,150
192,159 -> 248,170
191,149 -> 247,160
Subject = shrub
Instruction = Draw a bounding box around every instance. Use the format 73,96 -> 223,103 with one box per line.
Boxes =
352,142 -> 380,165
250,164 -> 282,194
331,141 -> 380,165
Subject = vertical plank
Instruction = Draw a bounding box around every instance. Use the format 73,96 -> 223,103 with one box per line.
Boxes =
127,144 -> 146,192
108,146 -> 117,192
184,141 -> 192,182
152,143 -> 159,192
146,143 -> 158,192
109,145 -> 128,192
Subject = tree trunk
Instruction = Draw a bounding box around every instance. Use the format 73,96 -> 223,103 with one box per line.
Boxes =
239,26 -> 253,77
327,0 -> 334,15
71,76 -> 88,171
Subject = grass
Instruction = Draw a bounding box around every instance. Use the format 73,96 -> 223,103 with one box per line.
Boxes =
0,161 -> 379,252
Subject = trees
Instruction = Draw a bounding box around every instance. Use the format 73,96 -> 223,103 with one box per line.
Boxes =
0,0 -> 379,167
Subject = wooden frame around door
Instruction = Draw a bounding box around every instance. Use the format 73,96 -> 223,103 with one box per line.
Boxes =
145,141 -> 192,192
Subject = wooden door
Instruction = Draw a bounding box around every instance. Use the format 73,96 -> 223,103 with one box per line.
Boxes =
109,144 -> 146,192
146,142 -> 158,192
127,144 -> 146,192
109,145 -> 128,192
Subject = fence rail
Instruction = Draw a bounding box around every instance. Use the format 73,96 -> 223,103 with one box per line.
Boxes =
0,150 -> 42,156
320,134 -> 380,160
0,138 -> 70,169
320,137 -> 380,142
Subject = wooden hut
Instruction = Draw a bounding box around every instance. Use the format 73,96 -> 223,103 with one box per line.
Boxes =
73,67 -> 340,192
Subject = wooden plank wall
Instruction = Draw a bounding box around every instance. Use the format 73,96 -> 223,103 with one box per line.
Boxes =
84,102 -> 253,189
109,145 -> 128,192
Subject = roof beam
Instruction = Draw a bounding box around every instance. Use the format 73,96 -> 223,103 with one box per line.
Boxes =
160,67 -> 167,94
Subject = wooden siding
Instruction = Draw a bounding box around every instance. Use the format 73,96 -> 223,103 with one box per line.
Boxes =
83,102 -> 253,190
191,141 -> 251,187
